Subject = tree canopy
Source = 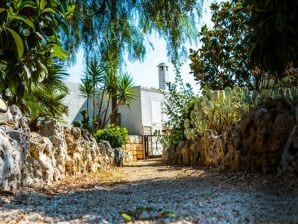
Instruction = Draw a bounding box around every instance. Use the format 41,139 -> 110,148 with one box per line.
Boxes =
246,0 -> 298,75
189,1 -> 257,90
189,0 -> 298,91
0,0 -> 73,121
67,0 -> 201,67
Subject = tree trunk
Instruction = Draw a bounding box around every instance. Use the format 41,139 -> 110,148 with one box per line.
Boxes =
97,90 -> 105,128
110,90 -> 118,125
110,0 -> 119,126
102,94 -> 111,128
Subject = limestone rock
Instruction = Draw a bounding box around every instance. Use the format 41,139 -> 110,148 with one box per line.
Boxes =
201,130 -> 225,166
0,106 -> 30,191
22,118 -> 115,186
122,149 -> 134,165
37,118 -> 69,179
163,100 -> 298,174
114,148 -> 123,166
239,105 -> 295,173
279,125 -> 298,175
22,132 -> 56,186
0,106 -> 118,189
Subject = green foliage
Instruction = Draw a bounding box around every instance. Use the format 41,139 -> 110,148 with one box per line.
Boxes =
68,0 -> 201,66
69,1 -> 201,126
189,0 -> 298,90
79,72 -> 96,121
189,1 -> 263,91
79,58 -> 136,129
94,125 -> 128,148
161,71 -> 196,148
120,207 -> 176,222
185,76 -> 298,140
19,64 -> 69,125
246,0 -> 298,75
185,87 -> 253,139
72,120 -> 81,128
80,109 -> 89,130
0,0 -> 73,120
256,74 -> 298,106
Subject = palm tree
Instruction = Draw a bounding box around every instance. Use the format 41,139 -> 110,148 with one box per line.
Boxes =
84,59 -> 105,124
104,73 -> 136,127
79,76 -> 95,125
116,73 -> 136,107
22,64 -> 69,128
97,66 -> 117,128
79,58 -> 136,129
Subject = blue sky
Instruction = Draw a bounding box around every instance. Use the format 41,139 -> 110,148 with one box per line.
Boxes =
66,0 -> 215,94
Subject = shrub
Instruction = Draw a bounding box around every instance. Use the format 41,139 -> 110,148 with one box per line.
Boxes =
94,125 -> 128,148
72,120 -> 81,128
185,87 -> 253,139
161,72 -> 196,148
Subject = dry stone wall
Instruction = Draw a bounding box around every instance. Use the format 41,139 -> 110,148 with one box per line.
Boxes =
164,100 -> 298,175
0,105 -> 30,191
0,107 -> 116,191
23,119 -> 116,187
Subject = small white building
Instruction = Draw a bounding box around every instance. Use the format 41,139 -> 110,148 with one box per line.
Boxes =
63,62 -> 170,156
119,62 -> 171,135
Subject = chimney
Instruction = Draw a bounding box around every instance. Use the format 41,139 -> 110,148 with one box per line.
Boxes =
157,62 -> 169,90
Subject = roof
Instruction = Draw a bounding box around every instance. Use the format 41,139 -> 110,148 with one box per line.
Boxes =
157,62 -> 168,67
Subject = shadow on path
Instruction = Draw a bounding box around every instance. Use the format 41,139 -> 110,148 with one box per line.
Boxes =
0,159 -> 297,223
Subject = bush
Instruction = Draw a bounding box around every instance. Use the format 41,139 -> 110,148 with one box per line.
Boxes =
185,87 -> 253,139
72,120 -> 81,128
94,125 -> 128,148
161,71 -> 196,148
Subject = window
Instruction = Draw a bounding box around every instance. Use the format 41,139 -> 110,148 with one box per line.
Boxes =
160,67 -> 163,71
166,66 -> 168,71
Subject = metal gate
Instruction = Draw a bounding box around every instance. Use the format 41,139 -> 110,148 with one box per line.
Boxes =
144,135 -> 163,158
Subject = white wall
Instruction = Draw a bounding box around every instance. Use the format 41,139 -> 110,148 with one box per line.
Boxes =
119,86 -> 143,135
62,82 -> 86,125
119,87 -> 166,135
63,82 -> 167,137
140,87 -> 165,133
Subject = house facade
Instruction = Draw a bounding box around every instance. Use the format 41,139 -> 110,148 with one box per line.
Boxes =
63,62 -> 170,156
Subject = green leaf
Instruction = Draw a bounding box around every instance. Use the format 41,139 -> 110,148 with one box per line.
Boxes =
0,8 -> 6,14
7,7 -> 15,19
6,27 -> 24,58
37,60 -> 48,80
23,65 -> 31,78
41,7 -> 56,14
38,71 -> 46,82
18,1 -> 36,10
39,0 -> 46,10
67,4 -> 75,13
51,45 -> 68,60
160,211 -> 176,218
15,0 -> 23,9
12,16 -> 35,28
120,212 -> 133,222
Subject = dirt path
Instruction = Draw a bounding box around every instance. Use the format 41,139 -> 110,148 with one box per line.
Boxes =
0,159 -> 297,223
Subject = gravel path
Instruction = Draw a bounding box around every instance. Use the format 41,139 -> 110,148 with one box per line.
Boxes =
0,159 -> 297,223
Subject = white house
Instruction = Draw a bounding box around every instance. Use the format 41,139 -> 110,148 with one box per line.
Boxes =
63,62 -> 170,156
